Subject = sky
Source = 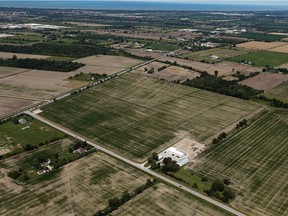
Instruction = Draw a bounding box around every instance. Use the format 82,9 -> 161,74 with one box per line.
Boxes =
3,0 -> 288,5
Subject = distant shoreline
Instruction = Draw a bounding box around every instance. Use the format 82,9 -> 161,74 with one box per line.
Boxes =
0,1 -> 288,11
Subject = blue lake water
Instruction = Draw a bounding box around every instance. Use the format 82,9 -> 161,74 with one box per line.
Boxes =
0,1 -> 287,11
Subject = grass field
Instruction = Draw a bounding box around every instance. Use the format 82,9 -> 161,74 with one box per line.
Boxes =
112,183 -> 233,216
0,146 -> 149,215
0,116 -> 65,156
41,73 -> 260,161
233,32 -> 285,42
264,81 -> 288,102
195,110 -> 288,216
146,42 -> 179,51
229,50 -> 288,67
181,47 -> 249,63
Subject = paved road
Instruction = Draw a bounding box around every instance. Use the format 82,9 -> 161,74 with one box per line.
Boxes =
28,112 -> 246,216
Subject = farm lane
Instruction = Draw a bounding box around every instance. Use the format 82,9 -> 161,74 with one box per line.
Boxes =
28,111 -> 246,216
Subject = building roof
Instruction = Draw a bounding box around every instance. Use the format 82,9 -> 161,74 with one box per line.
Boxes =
167,147 -> 185,157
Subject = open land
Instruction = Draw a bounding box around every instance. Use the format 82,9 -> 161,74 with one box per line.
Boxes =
0,66 -> 30,78
162,56 -> 262,76
74,55 -> 143,75
0,52 -> 50,59
124,48 -> 163,59
134,64 -> 200,82
236,41 -> 287,50
180,47 -> 249,63
0,146 -> 149,216
229,51 -> 288,67
268,44 -> 288,54
194,110 -> 288,216
41,73 -> 261,161
0,97 -> 33,117
112,183 -> 232,216
239,72 -> 288,90
0,68 -> 86,116
0,70 -> 81,100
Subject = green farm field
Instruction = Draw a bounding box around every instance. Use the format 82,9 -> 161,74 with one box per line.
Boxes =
229,50 -> 288,67
181,47 -> 249,63
232,32 -> 285,42
112,183 -> 233,216
146,42 -> 179,51
195,109 -> 288,216
0,116 -> 65,156
41,74 -> 261,161
0,146 -> 149,216
264,81 -> 288,102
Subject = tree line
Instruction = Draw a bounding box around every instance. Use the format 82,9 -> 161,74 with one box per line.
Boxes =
258,95 -> 288,109
0,43 -> 114,58
0,57 -> 83,72
94,179 -> 155,216
182,73 -> 262,100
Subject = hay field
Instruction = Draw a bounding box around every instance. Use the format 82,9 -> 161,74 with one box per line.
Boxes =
181,48 -> 249,62
229,50 -> 288,67
264,81 -> 288,102
74,55 -> 143,75
195,110 -> 288,216
162,57 -> 262,76
0,52 -> 50,59
112,184 -> 232,216
240,72 -> 288,90
236,41 -> 287,50
0,148 -> 149,216
42,73 -> 261,161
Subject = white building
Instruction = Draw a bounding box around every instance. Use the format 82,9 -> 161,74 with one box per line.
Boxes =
159,147 -> 189,166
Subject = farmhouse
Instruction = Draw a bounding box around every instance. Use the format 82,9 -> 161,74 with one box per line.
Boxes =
159,147 -> 189,166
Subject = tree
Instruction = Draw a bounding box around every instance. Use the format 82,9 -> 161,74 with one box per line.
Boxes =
223,187 -> 236,201
109,197 -> 120,209
120,191 -> 131,203
242,119 -> 247,126
145,179 -> 153,187
12,55 -> 17,60
211,179 -> 225,192
192,183 -> 198,189
223,178 -> 231,185
7,170 -> 21,179
151,161 -> 157,170
214,70 -> 218,78
152,152 -> 159,161
212,138 -> 219,144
